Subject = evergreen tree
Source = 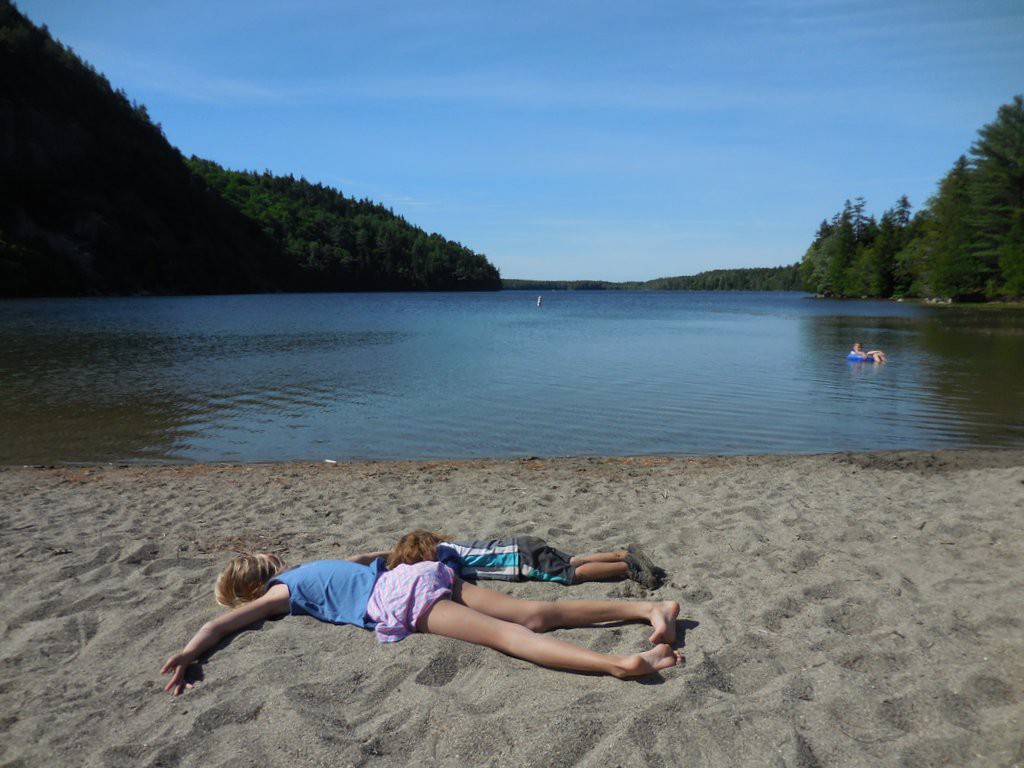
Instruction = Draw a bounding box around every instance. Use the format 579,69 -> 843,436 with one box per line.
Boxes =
888,198 -> 924,296
0,0 -> 287,295
824,202 -> 856,295
893,219 -> 929,297
893,195 -> 913,228
799,219 -> 834,294
969,95 -> 1024,296
188,159 -> 501,291
924,156 -> 984,298
798,97 -> 1024,301
503,264 -> 803,292
0,1 -> 500,295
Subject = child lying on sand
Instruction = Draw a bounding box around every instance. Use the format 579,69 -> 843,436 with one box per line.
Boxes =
161,550 -> 682,695
387,530 -> 665,589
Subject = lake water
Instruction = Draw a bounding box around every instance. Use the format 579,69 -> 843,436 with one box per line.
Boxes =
1,291 -> 1022,464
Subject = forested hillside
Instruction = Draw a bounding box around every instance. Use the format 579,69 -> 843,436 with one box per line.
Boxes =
800,97 -> 1023,301
189,159 -> 500,291
503,263 -> 802,291
641,264 -> 802,291
0,1 -> 290,296
0,1 -> 499,296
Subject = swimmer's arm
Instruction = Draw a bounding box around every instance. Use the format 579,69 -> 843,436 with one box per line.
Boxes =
160,583 -> 290,696
345,550 -> 390,565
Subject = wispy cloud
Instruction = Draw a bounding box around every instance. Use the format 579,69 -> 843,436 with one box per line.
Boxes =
742,0 -> 1023,50
66,43 -> 300,105
123,62 -> 867,117
378,194 -> 438,208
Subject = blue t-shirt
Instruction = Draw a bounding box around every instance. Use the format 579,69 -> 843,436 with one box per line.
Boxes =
268,559 -> 386,629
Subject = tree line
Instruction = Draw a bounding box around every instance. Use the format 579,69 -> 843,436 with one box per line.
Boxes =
0,0 -> 285,295
504,263 -> 802,292
188,159 -> 500,291
0,1 -> 499,296
800,96 -> 1023,301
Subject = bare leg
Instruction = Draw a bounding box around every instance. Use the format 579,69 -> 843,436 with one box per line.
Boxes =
571,548 -> 664,589
570,551 -> 631,584
419,599 -> 682,678
569,551 -> 628,565
573,561 -> 630,583
456,580 -> 680,644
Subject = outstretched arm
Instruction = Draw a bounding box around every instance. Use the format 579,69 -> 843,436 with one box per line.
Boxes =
346,550 -> 389,565
160,583 -> 290,696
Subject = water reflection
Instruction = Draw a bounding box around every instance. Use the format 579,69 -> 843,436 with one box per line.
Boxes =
0,297 -> 411,463
1,293 -> 1022,464
799,304 -> 1024,449
913,309 -> 1024,445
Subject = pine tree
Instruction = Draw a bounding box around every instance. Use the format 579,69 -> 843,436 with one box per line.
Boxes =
925,156 -> 983,298
969,95 -> 1024,297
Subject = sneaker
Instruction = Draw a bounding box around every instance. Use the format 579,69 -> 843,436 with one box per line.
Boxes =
625,544 -> 662,590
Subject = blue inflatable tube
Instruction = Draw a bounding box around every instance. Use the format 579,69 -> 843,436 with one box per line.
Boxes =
847,353 -> 872,362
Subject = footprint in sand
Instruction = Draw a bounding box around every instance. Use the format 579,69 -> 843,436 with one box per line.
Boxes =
414,651 -> 460,687
822,599 -> 881,635
761,595 -> 803,631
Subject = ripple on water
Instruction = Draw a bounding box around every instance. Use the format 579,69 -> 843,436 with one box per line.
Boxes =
1,292 -> 1022,463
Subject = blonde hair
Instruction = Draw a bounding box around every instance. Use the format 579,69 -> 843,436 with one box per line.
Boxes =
215,553 -> 286,608
387,529 -> 450,570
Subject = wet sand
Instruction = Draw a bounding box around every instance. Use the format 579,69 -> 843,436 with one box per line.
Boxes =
1,450 -> 1022,767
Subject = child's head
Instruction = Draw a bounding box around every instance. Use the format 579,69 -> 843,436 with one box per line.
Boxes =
853,341 -> 863,351
387,529 -> 450,570
215,553 -> 286,607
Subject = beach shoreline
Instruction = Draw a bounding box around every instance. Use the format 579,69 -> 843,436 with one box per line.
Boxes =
2,449 -> 1022,766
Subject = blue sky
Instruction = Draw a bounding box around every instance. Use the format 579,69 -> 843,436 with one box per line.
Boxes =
17,0 -> 1024,281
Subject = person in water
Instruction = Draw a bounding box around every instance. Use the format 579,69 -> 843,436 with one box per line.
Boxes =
160,551 -> 683,695
850,341 -> 886,362
387,530 -> 665,589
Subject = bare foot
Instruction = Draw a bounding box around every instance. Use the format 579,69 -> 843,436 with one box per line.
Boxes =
612,644 -> 684,678
647,600 -> 680,644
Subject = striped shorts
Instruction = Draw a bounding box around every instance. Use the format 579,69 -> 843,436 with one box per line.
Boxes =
366,561 -> 455,643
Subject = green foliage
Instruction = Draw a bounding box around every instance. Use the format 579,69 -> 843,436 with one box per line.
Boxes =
800,96 -> 1024,301
0,0 -> 499,296
0,0 -> 287,296
637,264 -> 803,291
503,263 -> 803,292
503,279 -> 621,291
924,156 -> 985,298
970,95 -> 1024,297
187,159 -> 500,291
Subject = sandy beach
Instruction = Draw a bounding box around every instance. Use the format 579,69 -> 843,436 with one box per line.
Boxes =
1,450 -> 1022,767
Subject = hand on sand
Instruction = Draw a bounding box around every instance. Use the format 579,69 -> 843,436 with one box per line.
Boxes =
161,652 -> 196,697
